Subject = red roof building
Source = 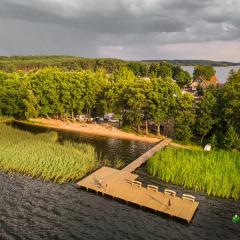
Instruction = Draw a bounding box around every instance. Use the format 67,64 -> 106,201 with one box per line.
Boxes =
190,75 -> 220,92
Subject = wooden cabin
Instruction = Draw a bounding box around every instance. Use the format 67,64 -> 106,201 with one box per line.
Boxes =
190,75 -> 220,94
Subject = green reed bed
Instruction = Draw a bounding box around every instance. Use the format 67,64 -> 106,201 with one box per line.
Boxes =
0,116 -> 13,123
147,147 -> 240,200
0,124 -> 98,183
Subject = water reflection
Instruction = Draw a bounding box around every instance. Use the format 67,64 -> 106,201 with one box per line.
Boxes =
0,170 -> 239,240
2,121 -> 239,239
10,121 -> 154,164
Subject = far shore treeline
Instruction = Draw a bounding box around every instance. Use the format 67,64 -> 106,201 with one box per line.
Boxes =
0,56 -> 239,73
0,57 -> 240,151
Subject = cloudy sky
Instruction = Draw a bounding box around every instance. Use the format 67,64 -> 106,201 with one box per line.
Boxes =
0,0 -> 240,61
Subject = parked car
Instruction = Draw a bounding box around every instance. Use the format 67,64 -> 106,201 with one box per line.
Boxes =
95,117 -> 104,124
104,113 -> 114,121
108,118 -> 119,123
76,115 -> 88,121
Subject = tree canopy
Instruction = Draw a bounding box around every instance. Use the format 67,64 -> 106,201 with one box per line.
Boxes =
193,65 -> 216,80
0,62 -> 240,151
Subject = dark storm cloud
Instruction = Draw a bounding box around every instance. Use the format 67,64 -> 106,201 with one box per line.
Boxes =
0,0 -> 239,60
0,0 -> 187,34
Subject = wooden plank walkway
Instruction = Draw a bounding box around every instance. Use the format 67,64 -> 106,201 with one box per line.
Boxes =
122,138 -> 172,173
77,167 -> 199,223
77,138 -> 199,223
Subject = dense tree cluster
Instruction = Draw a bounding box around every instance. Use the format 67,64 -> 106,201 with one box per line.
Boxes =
0,55 -> 151,75
0,56 -> 128,73
194,69 -> 240,150
0,64 -> 240,150
0,56 -> 191,84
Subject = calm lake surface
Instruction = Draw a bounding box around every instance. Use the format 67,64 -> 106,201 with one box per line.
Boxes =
182,66 -> 240,83
1,122 -> 239,240
10,121 -> 154,165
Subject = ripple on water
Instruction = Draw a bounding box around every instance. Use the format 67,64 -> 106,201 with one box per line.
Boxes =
1,122 -> 240,239
0,171 -> 239,240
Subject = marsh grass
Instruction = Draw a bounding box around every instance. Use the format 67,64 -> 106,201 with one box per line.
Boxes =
0,124 -> 98,183
0,116 -> 13,123
101,157 -> 125,169
147,147 -> 240,200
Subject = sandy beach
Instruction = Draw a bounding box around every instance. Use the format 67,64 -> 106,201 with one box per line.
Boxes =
28,118 -> 161,143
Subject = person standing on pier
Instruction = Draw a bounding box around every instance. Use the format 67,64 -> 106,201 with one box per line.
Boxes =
168,198 -> 171,209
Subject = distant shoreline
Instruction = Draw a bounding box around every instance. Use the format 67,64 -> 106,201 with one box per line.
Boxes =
141,59 -> 240,67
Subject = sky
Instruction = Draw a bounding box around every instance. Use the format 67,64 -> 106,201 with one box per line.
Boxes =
0,0 -> 240,61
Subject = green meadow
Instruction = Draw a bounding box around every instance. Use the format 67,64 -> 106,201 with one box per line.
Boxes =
147,147 -> 240,200
0,124 -> 98,183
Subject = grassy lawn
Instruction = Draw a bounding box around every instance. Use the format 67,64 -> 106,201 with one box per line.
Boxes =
171,140 -> 204,151
0,124 -> 98,183
147,147 -> 240,200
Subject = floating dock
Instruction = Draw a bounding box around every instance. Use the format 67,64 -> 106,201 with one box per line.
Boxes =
77,138 -> 199,223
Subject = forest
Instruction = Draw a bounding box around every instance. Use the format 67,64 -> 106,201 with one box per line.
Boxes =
1,56 -> 239,73
0,59 -> 240,151
144,59 -> 240,67
0,55 -> 148,75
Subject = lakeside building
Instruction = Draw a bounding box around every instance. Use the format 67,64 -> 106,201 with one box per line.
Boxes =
190,75 -> 220,94
180,75 -> 220,102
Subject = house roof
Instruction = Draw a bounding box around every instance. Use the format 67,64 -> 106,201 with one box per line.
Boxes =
209,75 -> 219,85
191,75 -> 220,88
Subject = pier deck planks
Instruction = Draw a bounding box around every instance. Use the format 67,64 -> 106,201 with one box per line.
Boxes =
122,138 -> 172,173
77,167 -> 199,223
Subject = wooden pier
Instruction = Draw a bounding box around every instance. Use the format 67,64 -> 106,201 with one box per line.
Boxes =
122,138 -> 172,172
77,139 -> 199,223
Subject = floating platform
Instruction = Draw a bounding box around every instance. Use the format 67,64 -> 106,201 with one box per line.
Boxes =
77,167 -> 199,223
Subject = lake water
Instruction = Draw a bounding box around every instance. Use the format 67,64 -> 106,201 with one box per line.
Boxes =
1,122 -> 239,239
9,121 -> 154,165
182,66 -> 240,83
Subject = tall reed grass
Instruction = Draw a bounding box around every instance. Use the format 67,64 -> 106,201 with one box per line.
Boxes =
147,147 -> 240,200
0,124 -> 98,183
0,116 -> 13,123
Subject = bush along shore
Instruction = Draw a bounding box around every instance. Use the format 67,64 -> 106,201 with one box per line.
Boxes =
147,147 -> 240,200
0,124 -> 98,183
